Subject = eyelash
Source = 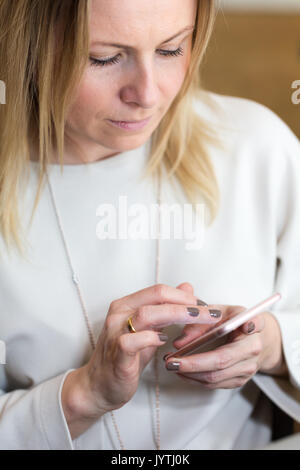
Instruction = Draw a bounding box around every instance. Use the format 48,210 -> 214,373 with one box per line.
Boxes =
89,46 -> 184,67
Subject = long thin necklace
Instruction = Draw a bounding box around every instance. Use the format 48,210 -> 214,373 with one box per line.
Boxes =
45,163 -> 162,450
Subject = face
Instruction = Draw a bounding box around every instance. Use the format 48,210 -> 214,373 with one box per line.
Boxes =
61,0 -> 197,164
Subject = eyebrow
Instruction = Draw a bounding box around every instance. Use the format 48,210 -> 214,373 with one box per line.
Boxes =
90,25 -> 195,49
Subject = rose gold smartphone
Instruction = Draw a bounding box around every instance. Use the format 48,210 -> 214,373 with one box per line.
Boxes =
164,293 -> 281,360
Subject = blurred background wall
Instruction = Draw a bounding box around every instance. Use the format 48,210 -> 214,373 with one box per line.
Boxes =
201,0 -> 300,138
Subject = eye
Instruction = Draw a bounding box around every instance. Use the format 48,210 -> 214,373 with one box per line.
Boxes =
89,46 -> 184,68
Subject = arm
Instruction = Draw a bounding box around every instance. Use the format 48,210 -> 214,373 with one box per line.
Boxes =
61,366 -> 108,440
0,367 -> 76,449
263,126 -> 300,390
0,365 -> 109,448
167,114 -> 300,418
252,117 -> 300,423
258,312 -> 289,378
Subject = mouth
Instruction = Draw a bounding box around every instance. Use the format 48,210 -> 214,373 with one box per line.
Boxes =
110,117 -> 152,124
107,116 -> 152,131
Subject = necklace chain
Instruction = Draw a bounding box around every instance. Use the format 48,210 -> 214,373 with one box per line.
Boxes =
46,165 -> 162,450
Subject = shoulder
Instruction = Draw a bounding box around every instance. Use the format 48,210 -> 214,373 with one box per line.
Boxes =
194,90 -> 295,139
193,90 -> 300,170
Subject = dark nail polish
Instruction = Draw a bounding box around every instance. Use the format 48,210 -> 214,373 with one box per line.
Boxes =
163,353 -> 172,361
247,322 -> 255,334
209,309 -> 222,318
187,307 -> 199,317
158,334 -> 168,342
197,299 -> 208,306
166,361 -> 180,371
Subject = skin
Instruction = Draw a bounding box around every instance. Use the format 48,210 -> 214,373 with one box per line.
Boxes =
165,283 -> 289,390
59,0 -> 289,440
52,0 -> 197,164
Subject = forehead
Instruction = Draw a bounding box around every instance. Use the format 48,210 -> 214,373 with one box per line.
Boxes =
89,0 -> 197,41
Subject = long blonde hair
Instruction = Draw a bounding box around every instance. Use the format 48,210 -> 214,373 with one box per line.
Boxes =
0,0 -> 223,259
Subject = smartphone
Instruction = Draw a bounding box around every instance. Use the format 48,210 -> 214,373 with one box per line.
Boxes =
164,292 -> 281,360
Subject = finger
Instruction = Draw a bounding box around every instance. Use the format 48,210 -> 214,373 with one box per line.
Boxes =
175,283 -> 209,334
176,282 -> 194,296
176,373 -> 249,390
174,358 -> 257,384
115,330 -> 168,372
176,283 -> 208,309
114,283 -> 200,313
172,304 -> 246,348
165,334 -> 259,373
128,302 -> 223,333
240,313 -> 265,336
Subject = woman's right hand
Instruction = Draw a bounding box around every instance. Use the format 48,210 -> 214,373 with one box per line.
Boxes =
75,283 -> 223,419
62,283 -> 223,432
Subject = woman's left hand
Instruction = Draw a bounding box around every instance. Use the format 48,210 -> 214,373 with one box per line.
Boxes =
164,284 -> 288,389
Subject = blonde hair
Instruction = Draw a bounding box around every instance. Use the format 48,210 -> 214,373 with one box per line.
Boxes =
0,0 -> 223,260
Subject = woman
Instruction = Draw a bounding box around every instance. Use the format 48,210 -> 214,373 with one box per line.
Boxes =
0,0 -> 299,450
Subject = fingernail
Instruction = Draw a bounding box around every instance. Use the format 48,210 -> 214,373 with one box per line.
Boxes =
174,333 -> 186,342
187,307 -> 199,317
166,361 -> 180,371
163,353 -> 171,361
197,299 -> 208,306
247,322 -> 255,333
209,309 -> 222,318
158,334 -> 168,342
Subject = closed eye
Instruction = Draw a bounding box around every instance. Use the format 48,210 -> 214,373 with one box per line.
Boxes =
89,46 -> 184,67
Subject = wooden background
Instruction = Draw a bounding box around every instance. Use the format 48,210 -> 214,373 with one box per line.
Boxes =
201,13 -> 300,139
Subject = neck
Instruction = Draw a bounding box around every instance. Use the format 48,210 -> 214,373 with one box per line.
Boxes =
29,145 -> 121,165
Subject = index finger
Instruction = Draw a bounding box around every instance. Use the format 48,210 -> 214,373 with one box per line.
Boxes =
116,283 -> 200,310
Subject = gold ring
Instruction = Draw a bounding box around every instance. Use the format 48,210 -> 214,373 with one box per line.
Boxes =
127,316 -> 137,333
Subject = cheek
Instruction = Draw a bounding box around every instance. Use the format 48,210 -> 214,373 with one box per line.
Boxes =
66,73 -> 110,124
160,44 -> 193,98
160,61 -> 190,98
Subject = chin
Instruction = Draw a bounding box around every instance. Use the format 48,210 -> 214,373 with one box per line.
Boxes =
106,134 -> 149,149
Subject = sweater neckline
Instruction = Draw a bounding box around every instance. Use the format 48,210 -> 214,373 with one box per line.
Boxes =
29,138 -> 151,174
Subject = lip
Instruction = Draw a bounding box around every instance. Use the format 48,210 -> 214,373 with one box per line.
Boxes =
107,116 -> 152,131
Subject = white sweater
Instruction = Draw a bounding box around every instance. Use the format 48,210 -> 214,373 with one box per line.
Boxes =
0,91 -> 300,450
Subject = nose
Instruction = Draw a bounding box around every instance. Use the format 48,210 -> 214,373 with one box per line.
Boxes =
120,57 -> 158,109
